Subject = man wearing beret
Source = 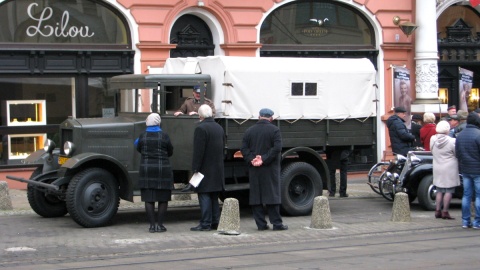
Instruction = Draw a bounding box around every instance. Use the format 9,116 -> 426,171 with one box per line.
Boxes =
387,106 -> 415,156
241,108 -> 288,231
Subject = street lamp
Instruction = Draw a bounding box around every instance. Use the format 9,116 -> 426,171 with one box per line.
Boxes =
393,16 -> 418,37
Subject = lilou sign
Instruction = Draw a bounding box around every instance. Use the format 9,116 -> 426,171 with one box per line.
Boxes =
26,3 -> 95,39
0,0 -> 128,45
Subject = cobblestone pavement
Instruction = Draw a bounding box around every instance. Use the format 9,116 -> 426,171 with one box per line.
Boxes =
0,177 -> 466,269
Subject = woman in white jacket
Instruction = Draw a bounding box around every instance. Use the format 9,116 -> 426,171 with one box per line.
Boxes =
430,120 -> 460,220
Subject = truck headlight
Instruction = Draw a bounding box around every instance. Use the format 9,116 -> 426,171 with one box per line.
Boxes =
63,141 -> 76,156
43,139 -> 56,153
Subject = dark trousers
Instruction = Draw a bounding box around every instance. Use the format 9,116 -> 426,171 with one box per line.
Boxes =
329,157 -> 348,195
198,192 -> 220,227
252,204 -> 283,228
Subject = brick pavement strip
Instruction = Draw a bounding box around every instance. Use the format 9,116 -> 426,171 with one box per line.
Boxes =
0,180 -> 464,268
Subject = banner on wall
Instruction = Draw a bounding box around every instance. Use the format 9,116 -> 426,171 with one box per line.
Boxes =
459,67 -> 473,112
393,66 -> 412,128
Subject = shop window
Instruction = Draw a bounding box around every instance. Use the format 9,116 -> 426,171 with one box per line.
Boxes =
260,0 -> 374,47
0,0 -> 130,46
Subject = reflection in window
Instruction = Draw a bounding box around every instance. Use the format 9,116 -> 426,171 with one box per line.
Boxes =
0,77 -> 73,125
260,0 -> 374,46
88,77 -> 115,118
0,0 -> 129,45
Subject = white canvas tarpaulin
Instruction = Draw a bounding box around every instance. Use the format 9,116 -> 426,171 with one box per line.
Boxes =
162,56 -> 377,120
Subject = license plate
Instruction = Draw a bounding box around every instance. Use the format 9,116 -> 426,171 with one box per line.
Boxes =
58,156 -> 69,165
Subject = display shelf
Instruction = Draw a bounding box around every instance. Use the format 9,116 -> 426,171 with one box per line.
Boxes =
3,100 -> 46,126
7,133 -> 46,160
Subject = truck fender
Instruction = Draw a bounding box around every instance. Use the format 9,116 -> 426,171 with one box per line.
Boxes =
24,149 -> 61,173
281,147 -> 329,185
59,152 -> 134,201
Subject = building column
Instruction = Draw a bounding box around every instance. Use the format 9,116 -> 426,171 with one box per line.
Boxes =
412,0 -> 446,113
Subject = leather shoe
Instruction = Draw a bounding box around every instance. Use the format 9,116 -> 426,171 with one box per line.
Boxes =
272,224 -> 288,231
190,225 -> 211,231
156,225 -> 167,232
149,226 -> 156,233
211,223 -> 219,230
329,192 -> 335,197
258,225 -> 270,231
181,184 -> 194,192
339,193 -> 349,198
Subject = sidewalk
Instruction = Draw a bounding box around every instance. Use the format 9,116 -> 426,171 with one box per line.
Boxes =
1,173 -> 375,215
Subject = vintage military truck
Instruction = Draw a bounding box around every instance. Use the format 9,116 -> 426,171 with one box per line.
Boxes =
8,56 -> 378,227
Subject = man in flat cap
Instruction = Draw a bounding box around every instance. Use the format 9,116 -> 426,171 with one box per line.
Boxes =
387,106 -> 415,156
241,108 -> 288,231
174,85 -> 216,116
453,110 -> 468,137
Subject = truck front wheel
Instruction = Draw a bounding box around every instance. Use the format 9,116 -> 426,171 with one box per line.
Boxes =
417,174 -> 436,211
27,167 -> 68,218
66,168 -> 120,228
280,162 -> 323,216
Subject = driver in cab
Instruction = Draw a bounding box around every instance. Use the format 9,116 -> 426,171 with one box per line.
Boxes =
174,85 -> 216,116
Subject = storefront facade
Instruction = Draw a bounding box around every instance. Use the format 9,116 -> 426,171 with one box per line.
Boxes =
1,0 -> 479,187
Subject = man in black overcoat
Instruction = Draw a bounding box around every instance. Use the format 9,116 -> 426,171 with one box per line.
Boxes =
190,104 -> 225,231
241,108 -> 288,231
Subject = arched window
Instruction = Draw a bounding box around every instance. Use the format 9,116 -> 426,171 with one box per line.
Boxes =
0,0 -> 130,47
260,0 -> 375,58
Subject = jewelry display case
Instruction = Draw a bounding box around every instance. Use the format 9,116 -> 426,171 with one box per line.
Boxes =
2,100 -> 46,126
7,133 -> 46,160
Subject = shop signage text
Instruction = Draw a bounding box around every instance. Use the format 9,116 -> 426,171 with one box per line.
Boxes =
301,26 -> 329,38
26,3 -> 95,39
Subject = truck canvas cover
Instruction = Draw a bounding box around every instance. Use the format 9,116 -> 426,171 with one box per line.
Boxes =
162,56 -> 377,120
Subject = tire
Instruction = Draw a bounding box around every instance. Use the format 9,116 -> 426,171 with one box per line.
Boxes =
280,162 -> 322,216
27,167 -> 68,218
66,168 -> 119,228
417,174 -> 436,211
367,162 -> 389,195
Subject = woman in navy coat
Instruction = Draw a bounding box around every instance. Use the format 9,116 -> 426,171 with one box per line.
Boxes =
135,113 -> 173,233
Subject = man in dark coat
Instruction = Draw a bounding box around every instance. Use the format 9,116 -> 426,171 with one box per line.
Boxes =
387,106 -> 415,156
241,108 -> 288,231
190,104 -> 225,231
455,112 -> 480,229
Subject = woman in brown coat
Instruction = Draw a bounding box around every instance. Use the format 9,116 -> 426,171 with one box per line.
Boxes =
430,120 -> 460,220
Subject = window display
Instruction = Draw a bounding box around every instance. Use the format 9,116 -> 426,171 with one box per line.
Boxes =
3,100 -> 46,126
7,133 -> 46,160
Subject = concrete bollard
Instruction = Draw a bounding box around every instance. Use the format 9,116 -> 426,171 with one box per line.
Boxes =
217,198 -> 241,235
310,196 -> 332,229
391,192 -> 411,222
0,181 -> 13,210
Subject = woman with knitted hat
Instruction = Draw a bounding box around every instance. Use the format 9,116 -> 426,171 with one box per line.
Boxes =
430,120 -> 460,220
134,113 -> 174,232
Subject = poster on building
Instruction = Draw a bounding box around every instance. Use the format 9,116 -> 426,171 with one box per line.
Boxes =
459,67 -> 473,112
393,66 -> 412,128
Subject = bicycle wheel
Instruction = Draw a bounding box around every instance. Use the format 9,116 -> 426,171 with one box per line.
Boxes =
367,162 -> 389,195
379,174 -> 395,201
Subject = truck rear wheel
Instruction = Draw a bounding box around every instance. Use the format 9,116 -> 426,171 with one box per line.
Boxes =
27,167 -> 68,218
280,162 -> 322,216
417,174 -> 436,211
66,168 -> 120,228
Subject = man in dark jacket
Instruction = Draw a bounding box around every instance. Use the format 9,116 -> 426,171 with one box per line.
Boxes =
455,112 -> 480,229
241,108 -> 288,231
190,104 -> 225,231
387,106 -> 415,156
